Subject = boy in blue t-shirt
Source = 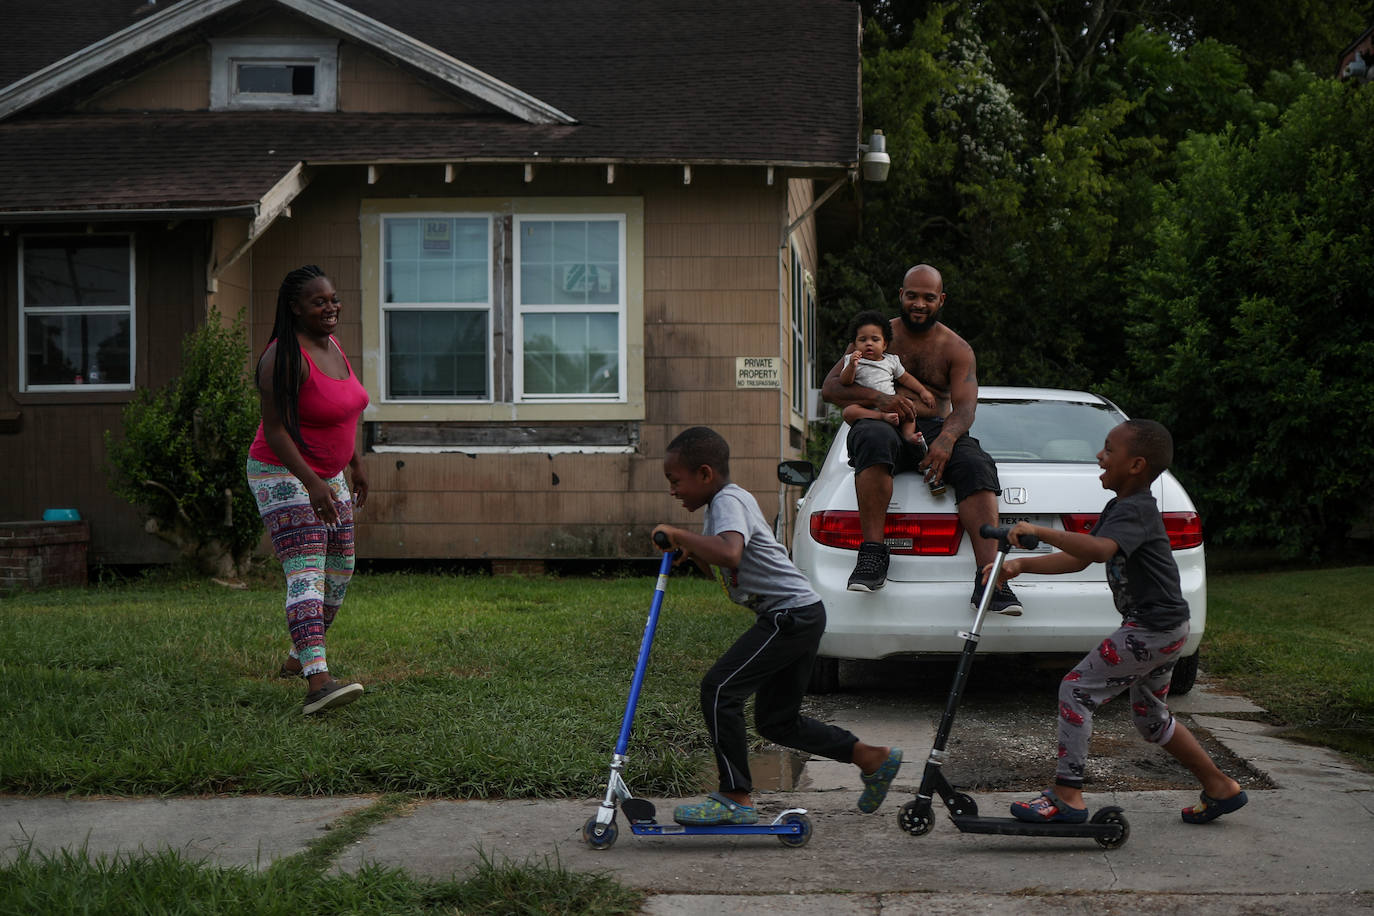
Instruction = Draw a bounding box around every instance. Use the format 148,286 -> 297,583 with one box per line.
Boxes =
652,426 -> 903,826
984,419 -> 1248,826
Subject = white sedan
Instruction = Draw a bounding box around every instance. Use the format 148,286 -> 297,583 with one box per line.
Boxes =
781,387 -> 1206,694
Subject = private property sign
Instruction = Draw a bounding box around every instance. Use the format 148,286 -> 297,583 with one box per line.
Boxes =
735,356 -> 781,389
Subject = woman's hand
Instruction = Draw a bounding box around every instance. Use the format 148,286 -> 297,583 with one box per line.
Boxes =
307,478 -> 339,527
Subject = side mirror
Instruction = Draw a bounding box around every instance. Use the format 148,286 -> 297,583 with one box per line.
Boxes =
777,459 -> 817,489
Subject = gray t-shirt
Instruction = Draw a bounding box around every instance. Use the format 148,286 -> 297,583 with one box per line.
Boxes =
704,483 -> 821,613
1090,489 -> 1191,630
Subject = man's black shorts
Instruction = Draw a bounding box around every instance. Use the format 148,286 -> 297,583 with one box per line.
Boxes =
845,417 -> 1000,504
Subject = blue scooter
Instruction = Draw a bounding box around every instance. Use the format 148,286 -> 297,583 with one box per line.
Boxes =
897,525 -> 1130,849
582,533 -> 813,849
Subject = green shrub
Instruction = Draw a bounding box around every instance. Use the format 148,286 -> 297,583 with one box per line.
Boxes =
104,310 -> 261,578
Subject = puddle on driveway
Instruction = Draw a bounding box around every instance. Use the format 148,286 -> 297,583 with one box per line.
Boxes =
747,748 -> 810,790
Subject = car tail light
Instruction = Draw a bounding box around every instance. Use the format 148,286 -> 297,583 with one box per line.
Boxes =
809,511 -> 963,556
1162,512 -> 1203,549
1061,512 -> 1202,550
1061,513 -> 1099,535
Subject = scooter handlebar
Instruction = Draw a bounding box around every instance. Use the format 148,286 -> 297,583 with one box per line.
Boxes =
652,531 -> 671,549
979,523 -> 1040,550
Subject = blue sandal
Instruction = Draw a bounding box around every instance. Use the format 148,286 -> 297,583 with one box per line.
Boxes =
857,747 -> 903,813
1181,790 -> 1248,824
672,792 -> 758,826
1010,789 -> 1089,824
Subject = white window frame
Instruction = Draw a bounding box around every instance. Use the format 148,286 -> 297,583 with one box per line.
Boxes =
17,233 -> 135,393
791,244 -> 806,417
512,213 -> 628,404
210,38 -> 338,111
378,213 -> 495,404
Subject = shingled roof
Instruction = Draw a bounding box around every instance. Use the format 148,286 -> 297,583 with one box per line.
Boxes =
0,0 -> 861,218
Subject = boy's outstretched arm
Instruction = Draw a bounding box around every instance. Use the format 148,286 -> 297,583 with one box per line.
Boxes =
984,520 -> 1119,585
1008,519 -> 1118,565
652,524 -> 744,571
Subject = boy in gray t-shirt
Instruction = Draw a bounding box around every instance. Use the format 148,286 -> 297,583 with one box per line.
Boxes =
653,426 -> 903,827
984,419 -> 1247,826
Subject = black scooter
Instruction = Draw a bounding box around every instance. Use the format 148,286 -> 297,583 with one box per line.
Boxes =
897,524 -> 1130,849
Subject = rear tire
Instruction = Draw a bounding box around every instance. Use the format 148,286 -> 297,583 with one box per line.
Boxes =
1170,651 -> 1199,695
806,656 -> 840,694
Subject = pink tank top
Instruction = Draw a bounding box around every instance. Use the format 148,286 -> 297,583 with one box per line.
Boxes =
249,337 -> 370,478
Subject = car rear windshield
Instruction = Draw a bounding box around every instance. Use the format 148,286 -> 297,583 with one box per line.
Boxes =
974,398 -> 1125,462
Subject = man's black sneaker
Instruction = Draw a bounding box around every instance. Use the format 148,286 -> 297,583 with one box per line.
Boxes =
970,575 -> 1024,616
302,679 -> 364,716
847,541 -> 890,592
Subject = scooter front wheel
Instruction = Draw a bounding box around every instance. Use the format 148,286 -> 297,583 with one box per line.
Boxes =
776,812 -> 812,848
1091,807 -> 1129,850
898,799 -> 934,836
582,817 -> 618,850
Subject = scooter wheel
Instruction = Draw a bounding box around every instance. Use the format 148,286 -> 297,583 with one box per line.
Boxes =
949,792 -> 978,818
898,800 -> 934,836
582,817 -> 618,850
1091,806 -> 1129,850
776,812 -> 812,848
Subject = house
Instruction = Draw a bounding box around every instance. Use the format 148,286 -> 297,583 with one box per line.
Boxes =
0,0 -> 875,567
1337,23 -> 1374,81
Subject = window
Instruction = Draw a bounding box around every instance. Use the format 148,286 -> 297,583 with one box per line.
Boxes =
361,198 -> 643,425
514,215 -> 625,401
210,38 -> 338,111
19,235 -> 134,391
382,216 -> 492,401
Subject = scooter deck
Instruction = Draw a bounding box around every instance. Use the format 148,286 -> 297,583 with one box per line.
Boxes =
629,821 -> 807,838
951,815 -> 1124,840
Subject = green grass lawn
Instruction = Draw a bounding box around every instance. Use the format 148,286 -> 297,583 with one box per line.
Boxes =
0,568 -> 738,799
2,562 -> 1371,912
1202,565 -> 1374,765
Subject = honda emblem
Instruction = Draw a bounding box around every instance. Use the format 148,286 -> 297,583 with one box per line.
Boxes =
1003,487 -> 1028,505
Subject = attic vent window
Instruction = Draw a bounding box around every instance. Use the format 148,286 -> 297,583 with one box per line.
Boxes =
210,38 -> 337,111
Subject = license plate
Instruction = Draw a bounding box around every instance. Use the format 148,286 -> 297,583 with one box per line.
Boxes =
998,515 -> 1055,551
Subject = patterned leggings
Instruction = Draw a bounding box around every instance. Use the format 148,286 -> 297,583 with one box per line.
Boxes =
1055,620 -> 1190,789
246,458 -> 355,677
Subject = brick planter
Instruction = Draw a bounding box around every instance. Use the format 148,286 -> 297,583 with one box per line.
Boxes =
0,521 -> 90,592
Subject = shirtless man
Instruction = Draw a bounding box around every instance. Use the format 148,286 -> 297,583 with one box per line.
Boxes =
820,264 -> 1021,613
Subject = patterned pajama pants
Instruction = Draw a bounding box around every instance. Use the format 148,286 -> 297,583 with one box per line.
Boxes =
1055,620 -> 1191,789
247,458 -> 355,677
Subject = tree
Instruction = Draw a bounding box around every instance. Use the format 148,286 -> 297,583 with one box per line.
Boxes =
1107,80 -> 1374,557
105,311 -> 262,579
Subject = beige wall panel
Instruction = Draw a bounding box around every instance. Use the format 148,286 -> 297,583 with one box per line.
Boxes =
645,323 -> 778,360
358,522 -> 665,559
645,390 -> 779,425
645,256 -> 775,292
339,46 -> 478,113
646,290 -> 775,325
646,187 -> 780,225
87,47 -> 209,111
363,452 -> 633,494
643,222 -> 779,258
644,356 -> 734,391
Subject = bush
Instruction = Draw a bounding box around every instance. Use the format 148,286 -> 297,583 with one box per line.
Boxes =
105,310 -> 261,578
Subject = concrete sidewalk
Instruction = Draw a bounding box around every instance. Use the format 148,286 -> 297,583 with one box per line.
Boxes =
3,685 -> 1372,913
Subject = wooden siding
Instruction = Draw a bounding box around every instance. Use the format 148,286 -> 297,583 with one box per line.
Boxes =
86,47 -> 210,111
338,46 -> 481,114
84,12 -> 483,114
0,164 -> 840,564
230,165 -> 796,559
0,225 -> 205,564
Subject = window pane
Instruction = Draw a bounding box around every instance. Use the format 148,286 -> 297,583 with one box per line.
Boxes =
586,220 -> 619,261
520,262 -> 553,305
23,237 -> 129,306
238,64 -> 293,94
522,313 -> 618,396
385,217 -> 487,304
386,309 -> 488,399
24,314 -> 130,385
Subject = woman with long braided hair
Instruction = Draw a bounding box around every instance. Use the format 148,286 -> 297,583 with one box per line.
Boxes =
247,265 -> 370,715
